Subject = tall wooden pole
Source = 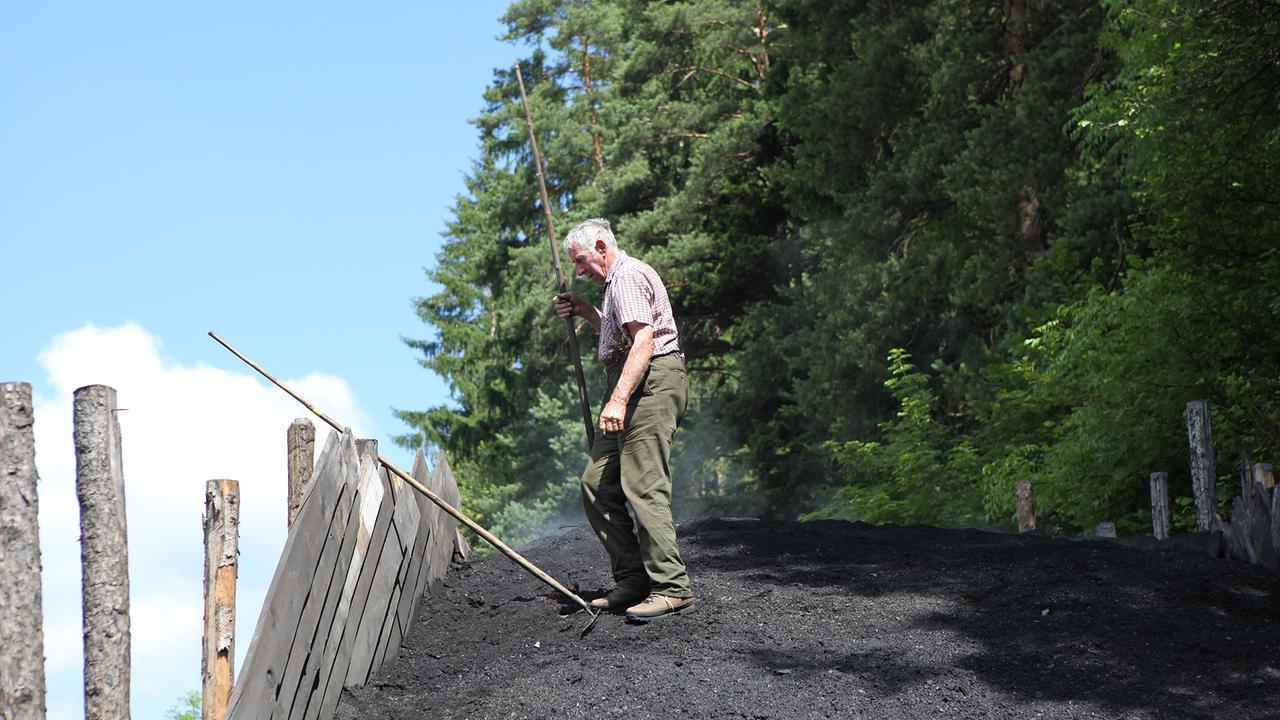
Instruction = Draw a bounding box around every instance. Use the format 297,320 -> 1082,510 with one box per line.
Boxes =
73,385 -> 130,720
1149,472 -> 1171,541
1185,400 -> 1218,532
1,382 -> 46,720
287,418 -> 314,527
203,479 -> 239,720
514,62 -> 596,452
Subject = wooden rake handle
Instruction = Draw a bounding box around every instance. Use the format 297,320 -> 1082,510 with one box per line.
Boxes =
514,62 -> 596,452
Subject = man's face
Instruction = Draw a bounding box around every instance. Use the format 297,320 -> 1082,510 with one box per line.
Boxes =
569,239 -> 610,285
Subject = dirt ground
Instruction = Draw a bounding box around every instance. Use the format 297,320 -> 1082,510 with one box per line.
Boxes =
336,518 -> 1279,719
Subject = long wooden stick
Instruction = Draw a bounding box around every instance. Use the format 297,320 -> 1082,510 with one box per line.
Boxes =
207,331 -> 597,620
514,62 -> 596,452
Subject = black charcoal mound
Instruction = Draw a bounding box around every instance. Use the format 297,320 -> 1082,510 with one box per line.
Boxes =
337,519 -> 1279,720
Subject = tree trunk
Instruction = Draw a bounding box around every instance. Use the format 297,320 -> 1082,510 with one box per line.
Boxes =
580,35 -> 606,175
73,385 -> 130,720
1,382 -> 46,720
1003,0 -> 1030,93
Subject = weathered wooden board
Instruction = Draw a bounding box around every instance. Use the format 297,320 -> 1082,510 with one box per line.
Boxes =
404,448 -> 440,609
425,452 -> 461,590
341,469 -> 411,689
267,479 -> 353,712
277,457 -> 366,720
368,472 -> 420,677
308,457 -> 394,720
1224,516 -> 1243,563
369,577 -> 404,680
286,453 -> 383,720
1247,483 -> 1275,571
1220,482 -> 1279,575
398,449 -> 436,633
373,589 -> 406,675
455,527 -> 476,562
232,438 -> 470,719
227,430 -> 358,720
1272,487 -> 1280,566
270,461 -> 363,718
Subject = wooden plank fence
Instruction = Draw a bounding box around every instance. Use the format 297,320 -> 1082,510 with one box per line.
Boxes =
227,430 -> 462,720
1222,463 -> 1279,573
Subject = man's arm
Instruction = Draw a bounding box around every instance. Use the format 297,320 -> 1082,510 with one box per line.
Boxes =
554,293 -> 602,331
598,321 -> 653,435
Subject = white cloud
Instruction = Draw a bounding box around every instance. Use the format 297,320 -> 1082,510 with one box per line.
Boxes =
34,323 -> 370,718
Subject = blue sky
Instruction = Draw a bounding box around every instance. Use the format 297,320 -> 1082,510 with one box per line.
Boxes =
2,3 -> 525,717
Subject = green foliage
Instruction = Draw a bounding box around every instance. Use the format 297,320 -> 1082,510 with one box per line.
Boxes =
402,0 -> 1279,538
808,349 -> 982,526
1007,0 -> 1280,531
164,690 -> 200,720
399,0 -> 786,542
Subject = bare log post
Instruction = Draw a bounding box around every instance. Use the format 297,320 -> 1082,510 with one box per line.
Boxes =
1185,400 -> 1218,532
73,384 -> 130,720
1,382 -> 46,720
1252,463 -> 1276,491
202,480 -> 239,720
1015,480 -> 1036,533
286,418 -> 314,527
1150,472 -> 1171,541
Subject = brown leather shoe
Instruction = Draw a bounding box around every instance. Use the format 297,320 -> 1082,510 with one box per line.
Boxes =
589,585 -> 650,610
624,593 -> 695,619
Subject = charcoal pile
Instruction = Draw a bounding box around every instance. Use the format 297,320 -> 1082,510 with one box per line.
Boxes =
337,518 -> 1279,720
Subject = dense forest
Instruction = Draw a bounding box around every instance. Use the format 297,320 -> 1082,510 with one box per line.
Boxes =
395,0 -> 1280,545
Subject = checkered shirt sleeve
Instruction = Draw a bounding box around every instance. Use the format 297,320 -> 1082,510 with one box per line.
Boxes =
599,254 -> 680,361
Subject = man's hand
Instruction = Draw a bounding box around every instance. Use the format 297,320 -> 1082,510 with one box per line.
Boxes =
554,293 -> 602,330
553,292 -> 577,319
599,397 -> 627,435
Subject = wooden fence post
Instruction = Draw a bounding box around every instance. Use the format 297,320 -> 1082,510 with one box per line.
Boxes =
1015,480 -> 1036,533
1150,472 -> 1171,541
1185,400 -> 1218,532
1252,463 -> 1276,491
203,479 -> 239,720
73,385 -> 130,720
1,382 -> 46,720
287,418 -> 314,527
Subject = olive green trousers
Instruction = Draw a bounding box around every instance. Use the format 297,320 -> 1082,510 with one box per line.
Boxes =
579,352 -> 692,598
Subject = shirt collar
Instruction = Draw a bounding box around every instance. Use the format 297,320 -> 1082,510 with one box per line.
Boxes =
603,249 -> 629,286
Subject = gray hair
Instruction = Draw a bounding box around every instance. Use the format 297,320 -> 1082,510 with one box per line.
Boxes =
563,218 -> 617,255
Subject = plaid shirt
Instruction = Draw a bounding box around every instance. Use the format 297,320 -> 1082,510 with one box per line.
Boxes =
598,251 -> 680,362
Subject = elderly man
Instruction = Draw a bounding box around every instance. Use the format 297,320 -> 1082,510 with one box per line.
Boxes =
553,218 -> 694,619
